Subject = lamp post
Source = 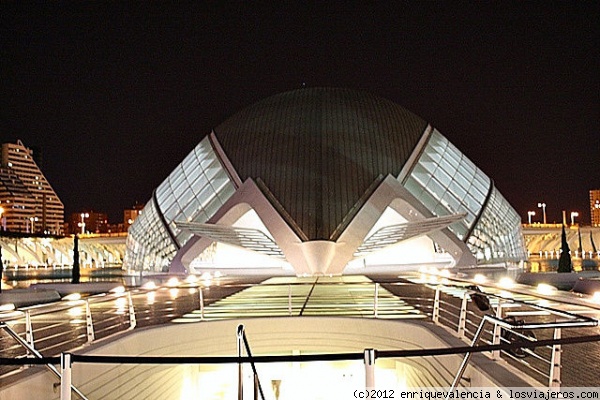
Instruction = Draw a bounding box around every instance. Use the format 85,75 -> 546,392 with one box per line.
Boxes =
527,211 -> 536,224
29,216 -> 38,233
571,211 -> 579,226
538,202 -> 547,224
79,212 -> 89,235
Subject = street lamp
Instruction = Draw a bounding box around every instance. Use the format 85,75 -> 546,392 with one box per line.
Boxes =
571,211 -> 579,225
537,202 -> 547,224
79,212 -> 89,234
29,216 -> 38,233
527,211 -> 536,224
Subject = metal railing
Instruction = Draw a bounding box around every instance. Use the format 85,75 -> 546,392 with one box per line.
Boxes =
1,276 -> 600,396
237,324 -> 265,400
428,282 -> 600,387
3,333 -> 600,400
0,321 -> 88,399
0,290 -> 137,380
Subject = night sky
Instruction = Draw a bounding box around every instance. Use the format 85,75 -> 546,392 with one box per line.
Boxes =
1,2 -> 598,224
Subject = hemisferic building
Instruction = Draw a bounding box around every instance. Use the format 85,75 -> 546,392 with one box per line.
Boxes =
124,88 -> 525,276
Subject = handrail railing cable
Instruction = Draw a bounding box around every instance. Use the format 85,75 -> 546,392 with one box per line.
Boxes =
237,324 -> 265,400
0,322 -> 88,400
447,314 -> 598,397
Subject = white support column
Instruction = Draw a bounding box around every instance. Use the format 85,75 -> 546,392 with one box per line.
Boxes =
288,284 -> 292,316
85,300 -> 95,343
25,310 -> 34,348
549,328 -> 562,388
199,288 -> 205,321
492,300 -> 503,360
373,283 -> 379,318
60,353 -> 72,400
458,292 -> 468,339
127,292 -> 136,329
364,348 -> 376,389
432,286 -> 441,324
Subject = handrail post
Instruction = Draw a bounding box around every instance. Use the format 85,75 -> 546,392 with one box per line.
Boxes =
549,328 -> 562,388
364,348 -> 376,389
127,292 -> 136,329
374,283 -> 379,318
199,288 -> 205,321
288,284 -> 292,316
447,317 -> 488,398
253,374 -> 259,400
241,326 -> 266,400
60,353 -> 72,400
492,299 -> 503,360
85,299 -> 95,343
432,285 -> 440,323
237,324 -> 244,400
458,292 -> 468,339
25,309 -> 34,347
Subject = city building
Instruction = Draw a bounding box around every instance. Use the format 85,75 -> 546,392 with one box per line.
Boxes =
124,202 -> 144,229
68,211 -> 109,234
591,189 -> 600,227
124,88 -> 526,275
0,140 -> 64,234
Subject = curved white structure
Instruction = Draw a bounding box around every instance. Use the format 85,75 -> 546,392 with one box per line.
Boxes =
124,88 -> 526,276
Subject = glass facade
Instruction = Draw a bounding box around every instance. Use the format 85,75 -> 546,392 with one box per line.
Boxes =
124,126 -> 526,272
402,129 -> 525,264
124,136 -> 236,271
467,187 -> 526,262
402,130 -> 489,240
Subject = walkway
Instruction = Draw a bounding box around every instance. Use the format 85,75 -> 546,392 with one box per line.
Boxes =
173,276 -> 426,322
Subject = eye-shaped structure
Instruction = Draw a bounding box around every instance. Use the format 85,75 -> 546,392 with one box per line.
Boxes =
124,88 -> 525,275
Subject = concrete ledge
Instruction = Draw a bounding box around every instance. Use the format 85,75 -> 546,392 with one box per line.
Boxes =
28,282 -> 123,296
572,278 -> 600,295
517,271 -> 600,291
0,289 -> 61,307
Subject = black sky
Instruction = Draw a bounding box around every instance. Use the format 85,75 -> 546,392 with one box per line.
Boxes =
1,2 -> 598,224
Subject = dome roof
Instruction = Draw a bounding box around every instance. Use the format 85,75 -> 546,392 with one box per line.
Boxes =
214,87 -> 428,240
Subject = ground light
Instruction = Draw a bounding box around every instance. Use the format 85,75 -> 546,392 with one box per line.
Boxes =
167,277 -> 180,287
62,293 -> 81,301
498,277 -> 516,289
110,286 -> 126,294
141,281 -> 157,291
201,271 -> 213,287
473,274 -> 487,284
185,275 -> 199,286
536,283 -> 557,296
0,303 -> 15,312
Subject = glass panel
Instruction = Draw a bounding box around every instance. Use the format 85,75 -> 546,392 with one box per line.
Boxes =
124,136 -> 236,271
402,128 -> 523,263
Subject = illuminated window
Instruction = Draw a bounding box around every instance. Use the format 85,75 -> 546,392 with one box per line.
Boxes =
125,136 -> 236,272
402,129 -> 525,264
403,130 -> 489,238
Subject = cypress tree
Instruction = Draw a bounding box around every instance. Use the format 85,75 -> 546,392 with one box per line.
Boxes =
72,234 -> 80,283
557,225 -> 572,273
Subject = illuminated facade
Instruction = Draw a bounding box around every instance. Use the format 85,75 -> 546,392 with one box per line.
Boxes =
591,189 -> 600,227
0,140 -> 64,234
124,88 -> 526,275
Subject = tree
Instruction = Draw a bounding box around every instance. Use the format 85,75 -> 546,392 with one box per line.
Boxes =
557,225 -> 572,273
72,234 -> 80,283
